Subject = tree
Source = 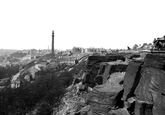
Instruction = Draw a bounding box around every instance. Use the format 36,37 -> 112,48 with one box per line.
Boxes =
72,47 -> 82,53
132,44 -> 138,50
142,43 -> 150,49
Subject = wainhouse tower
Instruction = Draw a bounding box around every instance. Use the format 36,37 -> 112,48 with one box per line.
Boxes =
52,30 -> 54,56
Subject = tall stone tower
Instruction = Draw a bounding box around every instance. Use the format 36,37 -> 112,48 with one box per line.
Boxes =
52,30 -> 54,56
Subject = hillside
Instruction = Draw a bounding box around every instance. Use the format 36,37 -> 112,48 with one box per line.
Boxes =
0,49 -> 18,56
0,51 -> 165,115
0,53 -> 88,115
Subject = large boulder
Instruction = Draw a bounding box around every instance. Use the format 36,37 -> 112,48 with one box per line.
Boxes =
86,55 -> 125,72
87,88 -> 122,114
96,62 -> 127,84
87,73 -> 124,115
134,101 -> 153,115
124,54 -> 165,115
107,72 -> 125,85
143,54 -> 165,70
87,55 -> 125,67
122,61 -> 143,101
85,55 -> 127,87
134,67 -> 165,114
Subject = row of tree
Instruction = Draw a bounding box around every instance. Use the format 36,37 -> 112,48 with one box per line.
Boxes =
72,43 -> 153,53
132,43 -> 152,50
72,47 -> 108,53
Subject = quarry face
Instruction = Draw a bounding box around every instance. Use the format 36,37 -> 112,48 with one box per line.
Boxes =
0,51 -> 165,115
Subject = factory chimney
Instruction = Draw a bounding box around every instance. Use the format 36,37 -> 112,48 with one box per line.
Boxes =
52,30 -> 54,56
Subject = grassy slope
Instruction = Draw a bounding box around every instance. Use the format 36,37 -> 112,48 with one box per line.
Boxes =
0,66 -> 74,115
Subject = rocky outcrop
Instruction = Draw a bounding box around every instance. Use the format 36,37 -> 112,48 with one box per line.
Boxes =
122,61 -> 143,101
55,53 -> 165,115
84,55 -> 126,88
4,52 -> 165,115
143,54 -> 165,70
123,54 -> 165,115
96,62 -> 127,84
87,82 -> 124,114
133,54 -> 165,115
54,54 -> 129,115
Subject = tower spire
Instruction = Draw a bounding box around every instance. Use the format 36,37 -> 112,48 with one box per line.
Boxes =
52,30 -> 54,56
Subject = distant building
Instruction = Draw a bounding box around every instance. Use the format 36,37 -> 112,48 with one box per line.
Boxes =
21,55 -> 32,60
11,72 -> 21,88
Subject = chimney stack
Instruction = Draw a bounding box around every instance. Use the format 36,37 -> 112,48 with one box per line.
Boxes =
52,30 -> 54,56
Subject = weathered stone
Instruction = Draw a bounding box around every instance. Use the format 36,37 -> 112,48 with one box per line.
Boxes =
122,61 -> 143,101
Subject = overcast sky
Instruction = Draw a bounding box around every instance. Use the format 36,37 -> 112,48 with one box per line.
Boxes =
0,0 -> 165,50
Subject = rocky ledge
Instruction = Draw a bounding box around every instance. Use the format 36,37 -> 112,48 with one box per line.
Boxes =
54,53 -> 165,115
